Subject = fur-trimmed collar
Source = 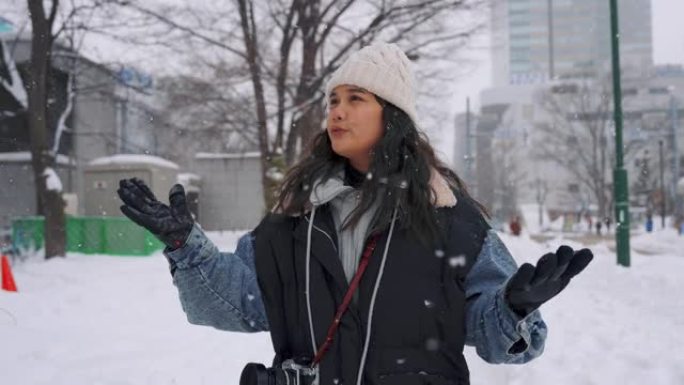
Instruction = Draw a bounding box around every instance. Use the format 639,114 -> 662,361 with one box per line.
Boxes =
428,167 -> 458,208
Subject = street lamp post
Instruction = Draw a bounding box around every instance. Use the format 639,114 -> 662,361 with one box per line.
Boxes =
609,0 -> 631,267
670,93 -> 681,226
465,97 -> 473,183
660,140 -> 666,228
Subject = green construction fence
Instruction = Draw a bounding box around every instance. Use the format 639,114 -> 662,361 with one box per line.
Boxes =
11,216 -> 164,256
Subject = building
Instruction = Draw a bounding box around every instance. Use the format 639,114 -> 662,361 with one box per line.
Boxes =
188,152 -> 265,231
0,24 -> 165,228
0,18 -> 266,235
467,67 -> 684,227
467,0 -> 684,229
492,0 -> 653,87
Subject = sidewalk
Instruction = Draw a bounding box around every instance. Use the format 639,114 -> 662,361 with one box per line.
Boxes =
529,232 -> 619,246
529,230 -> 680,256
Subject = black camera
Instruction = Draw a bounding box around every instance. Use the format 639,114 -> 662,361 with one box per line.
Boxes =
240,359 -> 319,385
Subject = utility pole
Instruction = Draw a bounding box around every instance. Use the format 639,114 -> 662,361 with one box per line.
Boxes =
609,0 -> 630,267
547,0 -> 555,80
660,140 -> 666,228
465,97 -> 472,183
671,94 -> 681,224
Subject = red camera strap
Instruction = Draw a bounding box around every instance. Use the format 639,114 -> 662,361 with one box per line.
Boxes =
311,233 -> 381,367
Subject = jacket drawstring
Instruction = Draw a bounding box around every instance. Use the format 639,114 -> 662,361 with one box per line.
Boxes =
355,205 -> 398,385
305,205 -> 319,359
303,203 -> 400,385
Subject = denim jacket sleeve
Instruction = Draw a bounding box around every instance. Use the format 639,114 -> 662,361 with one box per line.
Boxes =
163,223 -> 269,333
464,229 -> 548,364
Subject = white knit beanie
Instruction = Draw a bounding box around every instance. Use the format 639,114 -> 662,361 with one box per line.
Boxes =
325,42 -> 419,126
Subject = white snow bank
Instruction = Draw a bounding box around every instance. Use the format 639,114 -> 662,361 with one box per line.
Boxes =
630,228 -> 684,255
176,172 -> 201,185
88,154 -> 179,169
0,151 -> 74,165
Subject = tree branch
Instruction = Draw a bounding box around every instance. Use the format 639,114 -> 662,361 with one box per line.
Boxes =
120,0 -> 247,59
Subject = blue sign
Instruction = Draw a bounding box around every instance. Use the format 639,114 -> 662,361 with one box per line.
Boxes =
116,67 -> 153,89
0,17 -> 14,33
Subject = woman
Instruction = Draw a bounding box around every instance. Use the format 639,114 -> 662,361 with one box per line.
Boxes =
117,43 -> 593,385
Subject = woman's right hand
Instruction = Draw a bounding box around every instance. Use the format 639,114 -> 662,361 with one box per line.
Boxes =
117,177 -> 194,250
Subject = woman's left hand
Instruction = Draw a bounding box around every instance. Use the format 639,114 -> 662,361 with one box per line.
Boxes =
505,245 -> 594,317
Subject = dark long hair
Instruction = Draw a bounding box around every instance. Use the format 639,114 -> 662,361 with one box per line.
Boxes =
274,99 -> 488,247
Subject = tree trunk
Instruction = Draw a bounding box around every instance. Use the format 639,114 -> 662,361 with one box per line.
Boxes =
27,0 -> 66,259
288,104 -> 323,164
237,0 -> 281,212
285,4 -> 322,166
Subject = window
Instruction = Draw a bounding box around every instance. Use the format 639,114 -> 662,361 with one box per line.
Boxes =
551,84 -> 579,94
523,104 -> 534,120
649,87 -> 669,95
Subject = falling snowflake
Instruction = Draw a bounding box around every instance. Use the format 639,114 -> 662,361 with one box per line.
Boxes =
448,255 -> 466,268
425,338 -> 440,351
434,249 -> 445,258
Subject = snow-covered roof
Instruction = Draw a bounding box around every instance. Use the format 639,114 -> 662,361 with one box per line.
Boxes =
0,151 -> 74,165
88,154 -> 179,169
177,172 -> 201,184
195,152 -> 261,160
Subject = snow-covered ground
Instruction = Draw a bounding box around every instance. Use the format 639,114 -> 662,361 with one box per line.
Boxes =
2,229 -> 683,385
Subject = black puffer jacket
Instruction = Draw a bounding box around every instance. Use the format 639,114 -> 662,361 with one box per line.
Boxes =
253,189 -> 490,385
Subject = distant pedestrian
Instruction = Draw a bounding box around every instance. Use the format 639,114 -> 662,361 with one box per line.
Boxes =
509,216 -> 522,236
595,221 -> 602,236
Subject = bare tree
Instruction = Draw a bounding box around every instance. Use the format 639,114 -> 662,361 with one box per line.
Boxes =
24,0 -> 70,259
532,177 -> 548,228
9,0 -> 120,258
533,78 -> 653,221
491,120 -> 527,221
631,149 -> 657,211
116,0 -> 486,211
534,80 -> 618,220
154,72 -> 259,167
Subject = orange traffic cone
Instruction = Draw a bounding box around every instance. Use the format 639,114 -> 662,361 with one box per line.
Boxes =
1,255 -> 18,292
